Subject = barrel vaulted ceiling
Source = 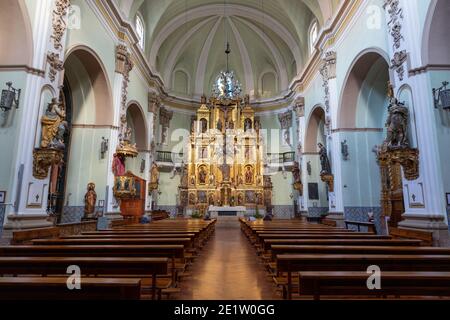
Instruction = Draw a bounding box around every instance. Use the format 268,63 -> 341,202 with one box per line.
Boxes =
115,0 -> 341,100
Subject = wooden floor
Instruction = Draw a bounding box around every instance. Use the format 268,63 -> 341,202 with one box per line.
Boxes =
177,219 -> 279,300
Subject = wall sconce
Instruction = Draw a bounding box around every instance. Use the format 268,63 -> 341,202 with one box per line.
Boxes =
140,159 -> 146,174
341,140 -> 349,161
307,161 -> 312,176
0,82 -> 21,112
100,137 -> 109,159
433,81 -> 450,110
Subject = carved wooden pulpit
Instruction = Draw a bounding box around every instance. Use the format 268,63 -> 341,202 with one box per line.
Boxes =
119,172 -> 146,221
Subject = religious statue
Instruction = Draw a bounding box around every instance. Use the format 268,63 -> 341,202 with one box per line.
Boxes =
180,163 -> 188,187
112,153 -> 126,176
150,162 -> 159,185
217,119 -> 223,131
318,143 -> 331,175
237,193 -> 244,206
209,173 -> 215,185
84,182 -> 97,218
40,98 -> 68,150
292,161 -> 301,184
188,193 -> 196,205
198,166 -> 207,184
244,118 -> 252,132
384,94 -> 409,149
245,166 -> 254,184
208,194 -> 215,206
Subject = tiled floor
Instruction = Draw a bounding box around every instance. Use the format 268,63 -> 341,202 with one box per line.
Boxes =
177,219 -> 279,300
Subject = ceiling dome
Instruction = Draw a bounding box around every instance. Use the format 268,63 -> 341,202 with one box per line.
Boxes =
116,0 -> 341,100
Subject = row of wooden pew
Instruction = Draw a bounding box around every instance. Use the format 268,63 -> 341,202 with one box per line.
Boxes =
0,218 -> 216,300
240,218 -> 450,300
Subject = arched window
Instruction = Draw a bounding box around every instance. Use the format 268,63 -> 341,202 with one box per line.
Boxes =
135,14 -> 145,50
309,20 -> 318,54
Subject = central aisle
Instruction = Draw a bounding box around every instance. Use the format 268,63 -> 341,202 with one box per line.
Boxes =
177,218 -> 278,300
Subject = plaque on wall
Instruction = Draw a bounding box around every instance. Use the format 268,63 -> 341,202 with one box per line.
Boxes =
308,183 -> 319,200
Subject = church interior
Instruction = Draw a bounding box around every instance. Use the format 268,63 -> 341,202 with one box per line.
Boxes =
0,0 -> 450,302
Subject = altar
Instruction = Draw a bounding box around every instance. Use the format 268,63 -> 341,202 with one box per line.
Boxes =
208,206 -> 246,218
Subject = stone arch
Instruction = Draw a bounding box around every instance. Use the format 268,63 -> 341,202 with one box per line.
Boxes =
64,45 -> 113,126
305,105 -> 326,153
422,0 -> 450,65
126,101 -> 148,150
0,0 -> 33,66
338,49 -> 390,129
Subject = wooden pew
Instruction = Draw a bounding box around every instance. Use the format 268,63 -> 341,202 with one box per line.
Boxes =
277,254 -> 450,299
12,227 -> 60,244
0,245 -> 185,286
0,277 -> 141,300
345,220 -> 377,234
270,245 -> 450,260
298,271 -> 450,300
31,238 -> 193,248
262,239 -> 422,251
0,257 -> 168,300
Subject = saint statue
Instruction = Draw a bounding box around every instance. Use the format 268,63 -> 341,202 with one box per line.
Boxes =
384,95 -> 409,149
198,166 -> 207,184
84,182 -> 97,218
292,161 -> 301,184
217,119 -> 223,131
245,166 -> 254,184
150,162 -> 160,185
318,143 -> 331,175
112,153 -> 126,176
180,163 -> 188,187
238,193 -> 244,206
40,98 -> 68,150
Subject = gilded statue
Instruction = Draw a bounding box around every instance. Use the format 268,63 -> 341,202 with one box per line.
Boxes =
318,143 -> 331,175
245,166 -> 254,184
199,166 -> 207,184
40,98 -> 68,150
292,161 -> 301,184
84,182 -> 97,218
150,162 -> 159,185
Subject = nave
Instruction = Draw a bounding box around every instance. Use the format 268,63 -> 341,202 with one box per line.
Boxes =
1,216 -> 450,300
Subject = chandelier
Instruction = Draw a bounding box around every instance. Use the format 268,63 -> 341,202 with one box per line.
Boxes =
212,70 -> 242,100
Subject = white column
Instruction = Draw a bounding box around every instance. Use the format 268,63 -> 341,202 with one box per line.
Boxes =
5,0 -> 59,229
105,73 -> 123,215
387,0 -> 448,245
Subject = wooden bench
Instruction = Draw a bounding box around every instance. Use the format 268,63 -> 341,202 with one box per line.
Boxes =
277,254 -> 450,299
298,271 -> 450,300
0,257 -> 168,300
262,239 -> 422,251
345,220 -> 377,234
31,237 -> 193,248
0,277 -> 141,300
12,227 -> 60,244
390,227 -> 433,246
321,219 -> 337,227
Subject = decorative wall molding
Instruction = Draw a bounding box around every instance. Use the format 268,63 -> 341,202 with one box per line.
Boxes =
0,65 -> 45,77
46,52 -> 64,82
332,128 -> 384,133
51,0 -> 71,50
293,97 -> 305,118
278,110 -> 293,130
390,50 -> 407,81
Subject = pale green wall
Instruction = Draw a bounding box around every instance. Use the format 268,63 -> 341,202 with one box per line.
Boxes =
271,171 -> 294,206
0,71 -> 28,203
158,172 -> 180,206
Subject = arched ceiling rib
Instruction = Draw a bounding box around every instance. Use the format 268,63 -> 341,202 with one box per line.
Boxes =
114,0 -> 342,99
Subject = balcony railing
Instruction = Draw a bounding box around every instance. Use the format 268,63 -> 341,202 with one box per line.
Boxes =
156,151 -> 184,164
266,152 -> 295,164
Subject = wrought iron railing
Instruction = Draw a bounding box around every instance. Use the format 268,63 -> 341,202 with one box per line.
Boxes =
156,151 -> 185,164
266,152 -> 295,164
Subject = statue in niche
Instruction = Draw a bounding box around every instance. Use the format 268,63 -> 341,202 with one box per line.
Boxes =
384,94 -> 409,149
237,193 -> 244,206
245,166 -> 254,184
40,98 -> 68,150
209,173 -> 215,185
188,193 -> 196,205
200,118 -> 208,133
217,119 -> 223,131
208,194 -> 215,206
84,182 -> 97,218
112,153 -> 126,176
180,163 -> 188,187
318,143 -> 331,175
256,193 -> 263,205
198,166 -> 208,184
244,118 -> 252,132
190,175 -> 196,185
150,162 -> 159,185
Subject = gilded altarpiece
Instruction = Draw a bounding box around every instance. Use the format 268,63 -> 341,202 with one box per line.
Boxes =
179,96 -> 272,214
